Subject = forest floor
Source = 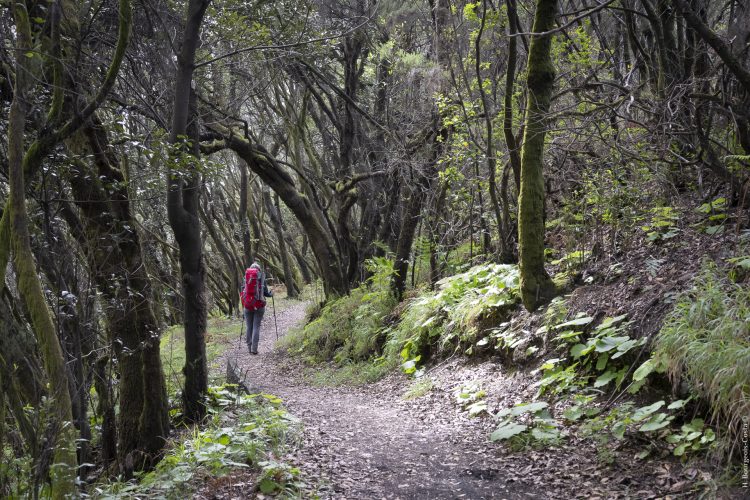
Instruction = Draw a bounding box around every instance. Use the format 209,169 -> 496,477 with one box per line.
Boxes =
203,298 -> 737,499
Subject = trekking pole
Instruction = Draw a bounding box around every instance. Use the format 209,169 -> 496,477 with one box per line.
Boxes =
271,294 -> 279,341
237,312 -> 245,352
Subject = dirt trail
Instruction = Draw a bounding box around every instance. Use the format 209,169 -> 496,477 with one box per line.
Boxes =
217,300 -> 727,499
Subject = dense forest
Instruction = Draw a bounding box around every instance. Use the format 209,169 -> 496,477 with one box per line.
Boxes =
1,0 -> 748,497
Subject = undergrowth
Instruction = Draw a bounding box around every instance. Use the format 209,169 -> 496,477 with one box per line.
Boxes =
94,386 -> 301,498
488,298 -> 719,463
279,258 -> 397,376
652,260 -> 750,457
282,261 -> 521,383
385,263 -> 520,373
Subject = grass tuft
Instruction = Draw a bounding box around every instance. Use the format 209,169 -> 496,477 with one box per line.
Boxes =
653,261 -> 750,458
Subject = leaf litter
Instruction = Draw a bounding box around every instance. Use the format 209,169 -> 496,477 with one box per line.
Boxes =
204,301 -> 740,499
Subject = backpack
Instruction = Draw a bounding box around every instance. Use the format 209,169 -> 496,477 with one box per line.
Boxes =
241,267 -> 266,310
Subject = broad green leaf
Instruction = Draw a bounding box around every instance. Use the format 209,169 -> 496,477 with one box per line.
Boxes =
495,408 -> 512,418
563,406 -> 584,421
594,335 -> 630,353
611,339 -> 639,358
510,401 -> 549,416
667,398 -> 690,410
594,370 -> 617,387
467,401 -> 487,417
681,418 -> 704,433
554,316 -> 594,329
612,421 -> 626,440
631,401 -> 665,422
700,429 -> 715,443
685,431 -> 702,441
490,422 -> 528,441
570,344 -> 587,359
531,427 -> 561,441
597,314 -> 628,330
638,413 -> 672,432
632,359 -> 656,381
555,329 -> 581,341
595,353 -> 609,371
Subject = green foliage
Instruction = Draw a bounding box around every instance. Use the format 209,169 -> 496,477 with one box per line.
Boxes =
580,398 -> 716,459
536,314 -> 643,396
726,254 -> 750,282
257,460 -> 302,496
652,261 -> 750,452
694,197 -> 728,235
549,165 -> 647,258
490,401 -> 565,448
665,419 -> 716,457
549,250 -> 590,273
281,258 -> 397,367
96,386 -> 300,498
453,381 -> 488,417
403,377 -> 434,400
162,317 -> 242,397
385,264 -> 520,373
641,206 -> 680,242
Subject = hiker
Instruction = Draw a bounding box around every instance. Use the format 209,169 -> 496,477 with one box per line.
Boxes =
240,261 -> 273,355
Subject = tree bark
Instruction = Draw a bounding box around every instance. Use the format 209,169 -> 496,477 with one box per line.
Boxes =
672,0 -> 750,94
7,3 -> 77,495
476,0 -> 512,263
264,190 -> 299,297
167,0 -> 211,423
221,134 -> 349,297
65,116 -> 170,470
518,0 -> 558,311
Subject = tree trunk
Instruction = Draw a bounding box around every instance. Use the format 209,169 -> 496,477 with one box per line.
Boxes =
518,0 -> 558,311
168,0 -> 211,423
504,0 -> 523,192
64,117 -> 170,471
476,0 -> 512,263
239,160 -> 253,265
7,3 -> 77,495
264,191 -> 300,297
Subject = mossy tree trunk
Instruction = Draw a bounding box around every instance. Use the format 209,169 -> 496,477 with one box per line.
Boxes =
65,115 -> 169,472
7,3 -> 77,496
518,0 -> 558,311
265,190 -> 300,297
168,0 -> 211,423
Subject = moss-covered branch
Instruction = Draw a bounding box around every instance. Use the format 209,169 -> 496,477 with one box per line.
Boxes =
7,2 -> 77,496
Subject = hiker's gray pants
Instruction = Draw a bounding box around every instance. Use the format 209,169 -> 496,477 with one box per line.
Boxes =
244,308 -> 265,353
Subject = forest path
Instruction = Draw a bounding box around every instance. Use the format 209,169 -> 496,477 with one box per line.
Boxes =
222,299 -> 536,499
215,300 -> 707,499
